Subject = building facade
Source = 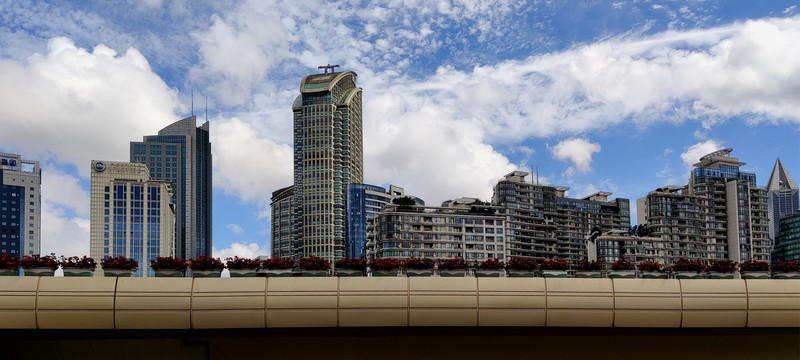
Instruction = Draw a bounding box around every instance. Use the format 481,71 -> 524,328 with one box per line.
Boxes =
0,153 -> 40,256
766,158 -> 799,245
638,148 -> 770,263
131,115 -> 212,259
367,201 -> 506,261
89,161 -> 175,276
773,213 -> 800,262
346,184 -> 423,259
291,70 -> 363,261
270,185 -> 294,259
492,171 -> 630,262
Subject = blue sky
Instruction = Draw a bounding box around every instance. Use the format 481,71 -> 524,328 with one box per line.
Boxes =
1,0 -> 798,259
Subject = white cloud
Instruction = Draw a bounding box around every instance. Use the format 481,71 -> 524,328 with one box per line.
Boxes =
551,138 -> 601,173
0,37 -> 181,178
40,201 -> 89,257
211,117 -> 293,210
680,139 -> 724,170
226,223 -> 243,234
212,242 -> 268,260
41,166 -> 89,216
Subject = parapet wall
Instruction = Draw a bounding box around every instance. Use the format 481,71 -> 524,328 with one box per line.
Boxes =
0,277 -> 797,329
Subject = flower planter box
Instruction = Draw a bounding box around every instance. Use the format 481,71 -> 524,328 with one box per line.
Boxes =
574,271 -> 603,278
405,270 -> 433,277
228,269 -> 258,277
507,270 -> 536,278
675,271 -> 703,279
608,270 -> 636,279
191,270 -> 221,278
740,271 -> 770,279
153,269 -> 184,277
264,269 -> 293,277
335,269 -> 363,277
301,270 -> 328,277
23,267 -> 55,276
706,271 -> 736,279
539,270 -> 567,278
474,269 -> 503,277
438,269 -> 467,277
370,270 -> 400,277
104,269 -> 135,277
62,269 -> 94,277
772,272 -> 800,279
0,269 -> 18,276
640,271 -> 668,279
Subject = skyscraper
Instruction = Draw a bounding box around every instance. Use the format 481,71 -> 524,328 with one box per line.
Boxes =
292,69 -> 363,261
766,158 -> 799,242
270,185 -> 294,259
131,115 -> 212,259
89,161 -> 175,276
0,153 -> 40,257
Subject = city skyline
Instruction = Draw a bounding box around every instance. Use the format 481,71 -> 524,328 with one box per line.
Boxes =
0,1 -> 798,259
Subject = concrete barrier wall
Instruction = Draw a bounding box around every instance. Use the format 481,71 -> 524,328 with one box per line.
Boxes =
0,277 -> 796,329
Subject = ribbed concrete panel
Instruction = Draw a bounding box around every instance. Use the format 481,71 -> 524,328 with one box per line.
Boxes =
746,279 -> 800,327
338,277 -> 408,327
192,278 -> 266,329
477,277 -> 545,326
613,279 -> 681,327
409,277 -> 477,326
546,278 -> 614,327
681,279 -> 747,327
266,277 -> 338,328
115,278 -> 193,329
36,277 -> 116,329
0,277 -> 38,329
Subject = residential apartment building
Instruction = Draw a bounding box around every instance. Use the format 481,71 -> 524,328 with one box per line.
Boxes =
367,199 -> 506,261
492,171 -> 630,262
638,148 -> 770,263
291,70 -> 363,261
0,153 -> 40,256
89,161 -> 175,276
131,115 -> 212,259
346,184 -> 423,259
270,185 -> 294,258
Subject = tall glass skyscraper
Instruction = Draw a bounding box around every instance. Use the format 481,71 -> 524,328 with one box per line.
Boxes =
346,184 -> 422,259
766,158 -> 799,241
0,153 -> 40,257
131,116 -> 212,259
291,70 -> 363,261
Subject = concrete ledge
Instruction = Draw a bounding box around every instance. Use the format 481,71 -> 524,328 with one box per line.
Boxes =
0,277 -> 797,329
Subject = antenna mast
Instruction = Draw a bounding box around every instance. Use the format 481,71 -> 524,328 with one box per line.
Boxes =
205,95 -> 208,122
191,88 -> 194,116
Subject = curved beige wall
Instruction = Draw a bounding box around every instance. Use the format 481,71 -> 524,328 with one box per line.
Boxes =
0,277 -> 797,329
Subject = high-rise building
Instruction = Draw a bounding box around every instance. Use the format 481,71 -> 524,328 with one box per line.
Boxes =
638,148 -> 770,263
773,212 -> 800,262
89,161 -> 175,276
291,70 -> 363,261
346,184 -> 422,259
0,153 -> 40,257
270,185 -> 294,258
492,171 -> 630,262
131,116 -> 212,259
766,158 -> 799,243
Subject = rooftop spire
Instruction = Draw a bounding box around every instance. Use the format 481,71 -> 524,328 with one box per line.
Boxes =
767,158 -> 798,191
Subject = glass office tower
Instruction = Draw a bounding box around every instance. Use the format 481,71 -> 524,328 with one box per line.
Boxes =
131,116 -> 212,259
0,153 -> 40,257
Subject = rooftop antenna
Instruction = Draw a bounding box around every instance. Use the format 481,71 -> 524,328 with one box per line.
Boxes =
318,64 -> 340,74
191,88 -> 194,116
205,95 -> 208,122
536,166 -> 539,185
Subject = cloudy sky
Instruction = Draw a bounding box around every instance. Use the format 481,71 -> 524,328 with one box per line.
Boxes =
1,0 -> 798,260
